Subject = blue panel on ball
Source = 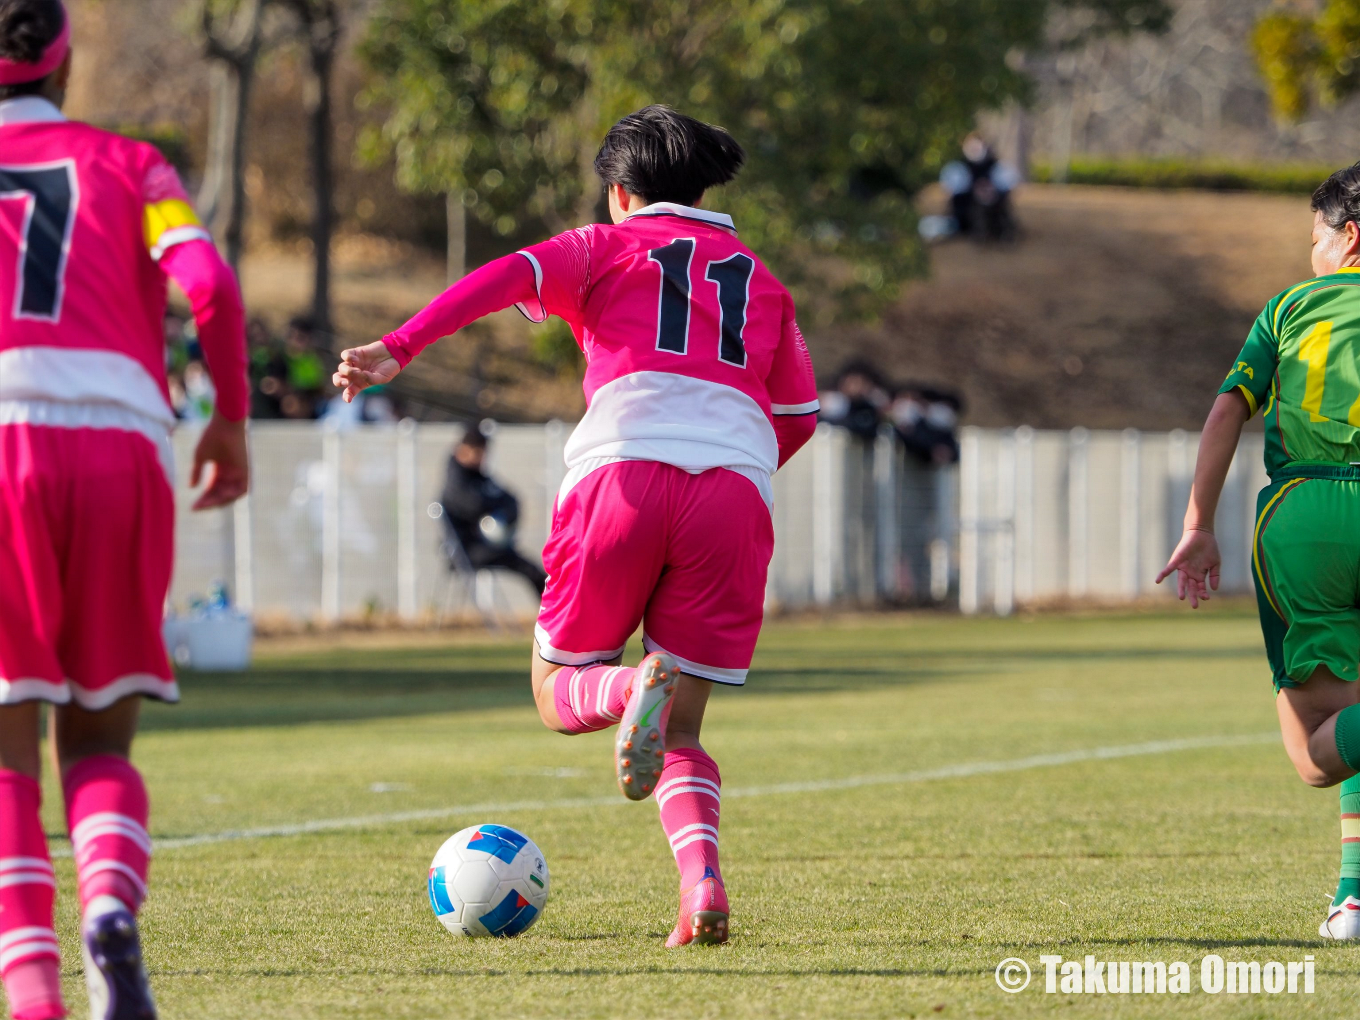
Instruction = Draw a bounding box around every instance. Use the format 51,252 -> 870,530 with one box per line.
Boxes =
466,824 -> 529,864
477,889 -> 539,936
428,866 -> 456,915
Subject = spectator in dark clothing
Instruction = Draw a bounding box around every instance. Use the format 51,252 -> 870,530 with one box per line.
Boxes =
818,360 -> 889,442
441,426 -> 547,595
940,134 -> 1018,241
890,385 -> 962,465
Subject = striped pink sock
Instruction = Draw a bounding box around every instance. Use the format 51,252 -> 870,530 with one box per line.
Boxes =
63,756 -> 150,915
656,748 -> 723,889
0,770 -> 64,1020
552,665 -> 634,734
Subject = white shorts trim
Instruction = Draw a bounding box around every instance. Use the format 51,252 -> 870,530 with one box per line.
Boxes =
0,674 -> 179,708
69,674 -> 180,710
533,624 -> 626,667
642,635 -> 748,686
0,399 -> 174,484
0,678 -> 71,705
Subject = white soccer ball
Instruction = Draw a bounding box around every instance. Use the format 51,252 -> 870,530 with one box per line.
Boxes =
427,824 -> 549,937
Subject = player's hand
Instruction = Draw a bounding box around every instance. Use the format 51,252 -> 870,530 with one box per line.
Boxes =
334,340 -> 401,403
1155,527 -> 1221,609
191,412 -> 249,511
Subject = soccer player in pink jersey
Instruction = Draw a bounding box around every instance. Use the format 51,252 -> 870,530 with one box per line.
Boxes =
336,105 -> 819,947
0,2 -> 249,1017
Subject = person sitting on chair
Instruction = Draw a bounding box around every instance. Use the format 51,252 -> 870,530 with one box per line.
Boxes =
441,425 -> 548,595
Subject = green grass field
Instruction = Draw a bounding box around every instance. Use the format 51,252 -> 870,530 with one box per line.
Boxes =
28,605 -> 1360,1018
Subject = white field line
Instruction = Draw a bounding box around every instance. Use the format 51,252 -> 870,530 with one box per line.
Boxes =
49,731 -> 1279,857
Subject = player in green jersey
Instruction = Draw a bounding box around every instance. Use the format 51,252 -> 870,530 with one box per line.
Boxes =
1159,162 -> 1360,939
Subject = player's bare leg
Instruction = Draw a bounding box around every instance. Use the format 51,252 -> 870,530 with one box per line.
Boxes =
529,643 -> 623,734
659,676 -> 729,947
530,644 -> 681,799
1275,668 -> 1357,789
1274,668 -> 1360,939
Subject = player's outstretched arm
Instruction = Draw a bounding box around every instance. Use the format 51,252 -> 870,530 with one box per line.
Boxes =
334,341 -> 401,403
1155,390 -> 1251,607
336,253 -> 542,403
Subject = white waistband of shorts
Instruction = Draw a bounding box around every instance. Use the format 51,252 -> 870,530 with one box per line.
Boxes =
0,399 -> 174,483
558,456 -> 772,510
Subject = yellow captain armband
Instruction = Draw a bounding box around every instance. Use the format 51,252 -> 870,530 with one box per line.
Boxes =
1235,384 -> 1258,417
143,199 -> 211,261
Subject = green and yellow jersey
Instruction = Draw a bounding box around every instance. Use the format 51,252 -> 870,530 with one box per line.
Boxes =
1223,268 -> 1360,478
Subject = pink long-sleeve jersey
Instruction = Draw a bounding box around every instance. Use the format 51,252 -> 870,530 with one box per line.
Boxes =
386,202 -> 820,506
0,96 -> 248,457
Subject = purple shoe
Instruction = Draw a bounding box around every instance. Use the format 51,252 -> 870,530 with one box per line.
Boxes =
81,909 -> 157,1020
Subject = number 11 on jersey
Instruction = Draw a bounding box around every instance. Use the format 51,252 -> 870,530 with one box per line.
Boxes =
649,239 -> 754,368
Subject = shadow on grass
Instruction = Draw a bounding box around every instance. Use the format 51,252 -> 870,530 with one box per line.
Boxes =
143,637 -> 1255,733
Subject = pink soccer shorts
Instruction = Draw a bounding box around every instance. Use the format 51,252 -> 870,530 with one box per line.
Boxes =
535,460 -> 774,685
0,423 -> 177,708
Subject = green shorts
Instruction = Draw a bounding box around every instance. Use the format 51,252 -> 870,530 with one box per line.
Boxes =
1253,476 -> 1360,691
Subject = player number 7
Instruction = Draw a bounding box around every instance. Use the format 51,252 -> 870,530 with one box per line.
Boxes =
0,160 -> 78,322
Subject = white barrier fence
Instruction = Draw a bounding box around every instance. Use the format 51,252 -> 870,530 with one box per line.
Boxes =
957,426 -> 1267,614
170,422 -> 1261,622
170,421 -> 956,622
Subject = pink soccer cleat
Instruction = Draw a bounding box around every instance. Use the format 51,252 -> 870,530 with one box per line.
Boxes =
614,652 -> 680,801
665,868 -> 729,947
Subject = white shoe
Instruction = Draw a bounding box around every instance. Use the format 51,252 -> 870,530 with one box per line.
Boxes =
614,652 -> 680,801
1320,896 -> 1360,939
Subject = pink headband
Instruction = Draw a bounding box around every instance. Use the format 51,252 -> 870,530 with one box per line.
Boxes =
0,10 -> 70,87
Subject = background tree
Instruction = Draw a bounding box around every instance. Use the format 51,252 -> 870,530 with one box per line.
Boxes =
1253,0 -> 1360,121
357,0 -> 591,283
359,0 -> 1174,328
198,0 -> 267,270
281,0 -> 343,333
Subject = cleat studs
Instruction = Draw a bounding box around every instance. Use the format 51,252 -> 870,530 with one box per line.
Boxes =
647,678 -> 657,687
624,740 -> 633,749
620,758 -> 631,767
623,775 -> 633,784
630,725 -> 639,734
650,731 -> 659,741
642,784 -> 652,793
653,769 -> 661,777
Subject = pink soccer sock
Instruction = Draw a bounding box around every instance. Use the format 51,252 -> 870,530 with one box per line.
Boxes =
0,770 -> 64,1020
552,665 -> 634,734
63,756 -> 151,916
655,748 -> 723,889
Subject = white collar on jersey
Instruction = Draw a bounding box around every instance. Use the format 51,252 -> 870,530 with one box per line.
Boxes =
0,96 -> 65,128
625,202 -> 735,231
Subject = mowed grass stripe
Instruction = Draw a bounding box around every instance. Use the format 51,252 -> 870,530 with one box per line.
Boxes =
50,730 -> 1277,856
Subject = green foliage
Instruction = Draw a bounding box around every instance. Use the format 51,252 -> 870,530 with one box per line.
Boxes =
1030,155 -> 1335,194
358,0 -> 1164,323
529,316 -> 582,374
1252,0 -> 1360,120
357,0 -> 592,236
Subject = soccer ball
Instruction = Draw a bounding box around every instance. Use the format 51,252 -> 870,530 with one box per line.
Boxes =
427,824 -> 549,937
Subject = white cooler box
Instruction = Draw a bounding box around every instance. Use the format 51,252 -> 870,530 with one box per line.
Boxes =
162,614 -> 254,671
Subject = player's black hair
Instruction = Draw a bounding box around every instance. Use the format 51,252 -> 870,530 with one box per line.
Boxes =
1312,162 -> 1360,231
0,0 -> 64,101
458,426 -> 488,451
593,105 -> 745,207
